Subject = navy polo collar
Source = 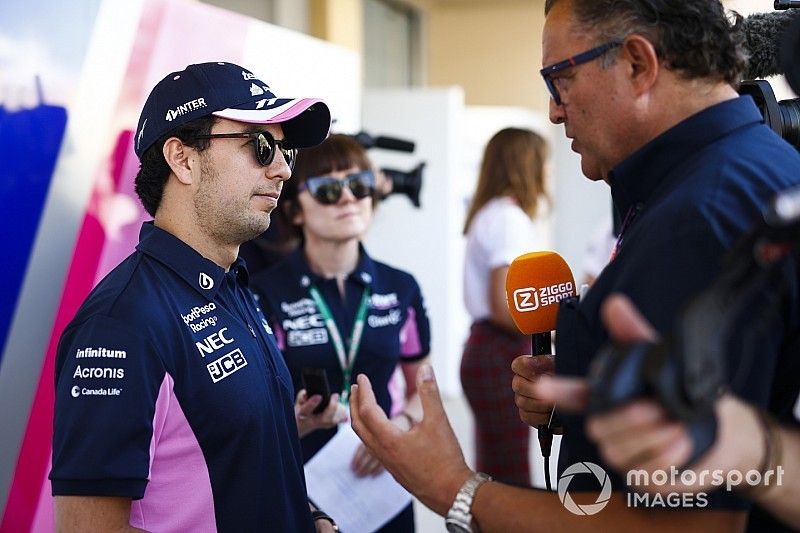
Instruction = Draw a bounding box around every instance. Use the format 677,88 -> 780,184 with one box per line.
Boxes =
608,96 -> 764,216
286,242 -> 376,289
136,222 -> 250,299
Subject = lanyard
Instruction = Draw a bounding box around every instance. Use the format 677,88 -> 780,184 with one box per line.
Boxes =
307,284 -> 370,405
609,203 -> 642,262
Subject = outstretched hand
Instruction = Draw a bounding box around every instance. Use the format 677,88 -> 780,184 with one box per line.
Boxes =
350,364 -> 473,515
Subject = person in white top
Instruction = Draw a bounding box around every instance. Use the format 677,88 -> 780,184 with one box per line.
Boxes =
460,127 -> 551,484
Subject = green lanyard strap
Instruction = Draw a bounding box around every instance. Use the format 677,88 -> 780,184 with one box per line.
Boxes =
307,285 -> 371,405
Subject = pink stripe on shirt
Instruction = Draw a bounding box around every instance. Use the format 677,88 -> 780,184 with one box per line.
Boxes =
399,306 -> 422,357
129,374 -> 216,532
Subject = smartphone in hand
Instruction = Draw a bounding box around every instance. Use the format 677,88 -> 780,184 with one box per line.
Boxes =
301,367 -> 331,415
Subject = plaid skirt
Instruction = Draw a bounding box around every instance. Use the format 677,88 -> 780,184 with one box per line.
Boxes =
460,320 -> 532,485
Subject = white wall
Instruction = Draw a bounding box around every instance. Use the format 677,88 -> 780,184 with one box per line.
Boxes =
361,87 -> 467,397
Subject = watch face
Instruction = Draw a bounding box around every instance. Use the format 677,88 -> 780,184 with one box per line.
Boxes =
445,518 -> 471,533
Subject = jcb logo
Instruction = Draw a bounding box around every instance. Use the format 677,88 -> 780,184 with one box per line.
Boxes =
513,288 -> 540,312
207,349 -> 247,383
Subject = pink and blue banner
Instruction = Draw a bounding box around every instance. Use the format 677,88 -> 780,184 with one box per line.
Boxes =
0,1 -> 358,530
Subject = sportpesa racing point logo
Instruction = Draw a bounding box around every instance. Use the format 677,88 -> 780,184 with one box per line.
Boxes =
513,281 -> 574,313
557,462 -> 613,515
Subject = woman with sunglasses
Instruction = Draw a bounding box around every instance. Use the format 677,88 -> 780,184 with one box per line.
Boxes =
460,128 -> 551,485
251,134 -> 430,532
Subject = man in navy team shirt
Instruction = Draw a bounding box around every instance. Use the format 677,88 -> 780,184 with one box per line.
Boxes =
50,62 -> 339,532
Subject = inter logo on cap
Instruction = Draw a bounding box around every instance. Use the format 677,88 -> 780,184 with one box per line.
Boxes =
165,98 -> 208,122
133,61 -> 331,159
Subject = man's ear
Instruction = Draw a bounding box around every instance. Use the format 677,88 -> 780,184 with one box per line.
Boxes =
163,137 -> 195,185
620,34 -> 660,96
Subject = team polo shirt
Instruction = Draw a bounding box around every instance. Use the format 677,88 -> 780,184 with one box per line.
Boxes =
554,97 -> 800,530
251,244 -> 431,459
50,223 -> 314,533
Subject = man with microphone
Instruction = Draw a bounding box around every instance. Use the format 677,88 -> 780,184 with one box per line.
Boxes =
351,0 -> 800,531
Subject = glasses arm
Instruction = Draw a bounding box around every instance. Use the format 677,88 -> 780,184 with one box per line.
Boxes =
539,41 -> 623,79
193,133 -> 255,140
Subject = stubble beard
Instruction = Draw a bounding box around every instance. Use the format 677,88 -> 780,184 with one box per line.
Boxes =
194,156 -> 271,247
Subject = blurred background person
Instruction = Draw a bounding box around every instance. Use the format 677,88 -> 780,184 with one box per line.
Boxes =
250,134 -> 431,532
582,211 -> 618,287
459,127 -> 551,485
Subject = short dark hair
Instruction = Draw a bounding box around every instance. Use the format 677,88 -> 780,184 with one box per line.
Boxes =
134,115 -> 217,216
278,134 -> 375,241
544,0 -> 747,86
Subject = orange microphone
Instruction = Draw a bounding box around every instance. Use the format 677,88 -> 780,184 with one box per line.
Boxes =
506,251 -> 576,351
505,251 -> 576,490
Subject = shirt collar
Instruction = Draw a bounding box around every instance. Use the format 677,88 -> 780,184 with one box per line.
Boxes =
608,96 -> 764,216
136,222 -> 250,298
287,242 -> 376,290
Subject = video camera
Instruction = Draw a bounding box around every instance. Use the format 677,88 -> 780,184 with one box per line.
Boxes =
738,1 -> 800,148
349,130 -> 425,208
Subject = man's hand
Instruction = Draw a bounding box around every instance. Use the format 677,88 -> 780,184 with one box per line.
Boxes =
295,390 -> 348,438
511,354 -> 556,426
529,293 -> 657,414
313,516 -> 337,533
350,364 -> 473,515
532,294 -> 766,495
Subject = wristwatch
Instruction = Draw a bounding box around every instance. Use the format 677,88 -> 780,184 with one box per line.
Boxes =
445,472 -> 492,533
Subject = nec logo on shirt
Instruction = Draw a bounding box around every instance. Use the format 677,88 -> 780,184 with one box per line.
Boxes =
207,348 -> 248,383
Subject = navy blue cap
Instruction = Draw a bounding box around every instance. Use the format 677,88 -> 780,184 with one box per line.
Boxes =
134,62 -> 331,158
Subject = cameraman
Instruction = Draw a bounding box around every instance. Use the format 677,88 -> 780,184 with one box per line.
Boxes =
530,294 -> 800,529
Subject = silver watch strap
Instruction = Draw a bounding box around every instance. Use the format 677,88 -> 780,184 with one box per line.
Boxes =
445,472 -> 492,532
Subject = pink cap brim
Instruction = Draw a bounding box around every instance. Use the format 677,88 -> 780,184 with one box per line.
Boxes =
212,98 -> 323,124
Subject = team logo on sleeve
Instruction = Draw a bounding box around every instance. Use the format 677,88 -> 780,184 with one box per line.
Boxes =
70,385 -> 122,397
75,347 -> 127,359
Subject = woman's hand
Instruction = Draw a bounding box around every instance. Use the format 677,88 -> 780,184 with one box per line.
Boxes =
295,390 -> 348,438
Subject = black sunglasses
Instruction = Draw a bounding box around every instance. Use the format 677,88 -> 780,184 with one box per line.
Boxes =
300,170 -> 376,205
194,130 -> 298,169
540,41 -> 622,106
